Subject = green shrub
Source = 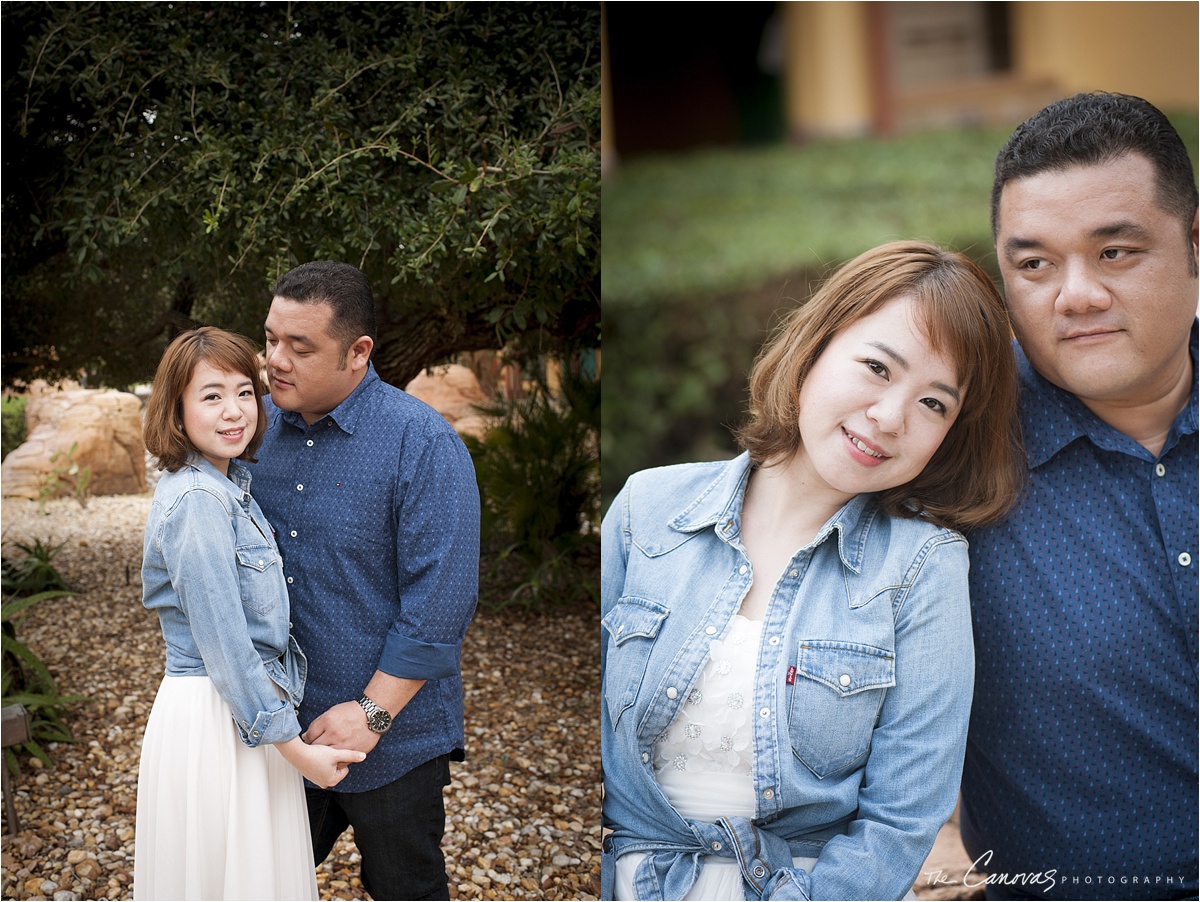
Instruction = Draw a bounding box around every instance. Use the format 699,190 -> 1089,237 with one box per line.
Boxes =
1,395 -> 27,461
466,368 -> 600,611
1,539 -> 86,775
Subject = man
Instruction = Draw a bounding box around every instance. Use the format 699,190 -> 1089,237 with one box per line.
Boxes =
248,260 -> 480,900
961,92 -> 1198,900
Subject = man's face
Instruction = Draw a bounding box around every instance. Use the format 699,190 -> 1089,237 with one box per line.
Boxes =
996,153 -> 1198,418
264,297 -> 366,424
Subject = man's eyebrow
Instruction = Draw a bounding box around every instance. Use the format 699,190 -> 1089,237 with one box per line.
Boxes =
1091,220 -> 1150,241
264,324 -> 314,345
1002,237 -> 1043,261
1003,221 -> 1152,261
867,340 -> 961,404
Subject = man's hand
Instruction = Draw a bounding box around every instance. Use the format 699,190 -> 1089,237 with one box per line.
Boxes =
304,700 -> 382,754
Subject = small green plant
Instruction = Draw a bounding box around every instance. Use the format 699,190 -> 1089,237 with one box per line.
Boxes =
1,395 -> 27,461
1,539 -> 72,595
1,541 -> 85,775
466,368 -> 600,611
38,441 -> 91,513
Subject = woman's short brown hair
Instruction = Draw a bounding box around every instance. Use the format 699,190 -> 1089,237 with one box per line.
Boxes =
736,239 -> 1024,531
143,327 -> 268,473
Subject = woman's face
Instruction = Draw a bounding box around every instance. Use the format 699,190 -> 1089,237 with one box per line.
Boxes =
794,294 -> 964,506
181,361 -> 259,476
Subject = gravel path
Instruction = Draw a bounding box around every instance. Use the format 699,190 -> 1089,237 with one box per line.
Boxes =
0,494 -> 600,901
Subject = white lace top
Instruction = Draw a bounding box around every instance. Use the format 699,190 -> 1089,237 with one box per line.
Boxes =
653,614 -> 760,777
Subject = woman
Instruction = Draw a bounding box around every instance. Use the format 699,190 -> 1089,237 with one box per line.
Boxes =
601,240 -> 1024,901
134,327 -> 364,901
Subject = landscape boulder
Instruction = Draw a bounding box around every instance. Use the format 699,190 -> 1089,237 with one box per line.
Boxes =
404,364 -> 493,441
1,386 -> 147,499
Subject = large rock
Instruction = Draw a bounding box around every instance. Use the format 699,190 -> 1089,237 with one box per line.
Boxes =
404,364 -> 493,441
1,387 -> 148,499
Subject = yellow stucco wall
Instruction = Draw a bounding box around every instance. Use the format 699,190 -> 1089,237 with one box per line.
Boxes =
777,0 -> 1197,139
781,2 -> 874,138
1010,1 -> 1198,110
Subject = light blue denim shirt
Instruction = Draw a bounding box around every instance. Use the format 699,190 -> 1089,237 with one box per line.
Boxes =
142,454 -> 306,748
601,453 -> 974,901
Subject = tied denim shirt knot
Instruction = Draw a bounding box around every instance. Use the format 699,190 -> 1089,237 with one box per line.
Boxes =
626,816 -> 820,900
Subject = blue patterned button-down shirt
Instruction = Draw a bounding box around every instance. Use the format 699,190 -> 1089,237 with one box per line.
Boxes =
960,324 -> 1199,900
248,363 -> 480,793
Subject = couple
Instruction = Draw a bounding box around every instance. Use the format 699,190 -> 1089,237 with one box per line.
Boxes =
133,262 -> 481,900
602,92 -> 1197,900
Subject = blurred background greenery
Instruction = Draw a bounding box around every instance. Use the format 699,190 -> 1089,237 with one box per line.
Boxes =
601,112 -> 1199,509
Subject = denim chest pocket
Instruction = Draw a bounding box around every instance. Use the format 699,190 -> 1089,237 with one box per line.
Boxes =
787,640 -> 895,778
235,544 -> 283,615
602,597 -> 669,727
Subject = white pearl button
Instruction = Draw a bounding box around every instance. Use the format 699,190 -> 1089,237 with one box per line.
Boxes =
839,674 -> 852,687
287,576 -> 294,584
705,626 -> 717,635
789,569 -> 798,578
762,788 -> 774,799
759,707 -> 770,717
768,636 -> 780,645
290,530 -> 297,537
641,752 -> 650,763
711,841 -> 722,851
738,565 -> 748,575
306,439 -> 314,447
666,687 -> 678,699
296,484 -> 304,491
1155,463 -> 1166,476
1179,552 -> 1192,567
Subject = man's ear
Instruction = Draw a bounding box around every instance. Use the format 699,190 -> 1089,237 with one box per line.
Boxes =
1191,208 -> 1198,273
348,335 -> 374,372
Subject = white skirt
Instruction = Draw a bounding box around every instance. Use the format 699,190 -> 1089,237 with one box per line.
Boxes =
134,675 -> 318,901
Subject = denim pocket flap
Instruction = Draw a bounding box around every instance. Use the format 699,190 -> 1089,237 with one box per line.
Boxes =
797,641 -> 895,696
235,546 -> 278,572
602,597 -> 669,647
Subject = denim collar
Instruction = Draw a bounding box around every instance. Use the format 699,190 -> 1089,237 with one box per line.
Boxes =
184,453 -> 252,495
276,362 -> 382,436
666,451 -> 878,576
1017,319 -> 1199,469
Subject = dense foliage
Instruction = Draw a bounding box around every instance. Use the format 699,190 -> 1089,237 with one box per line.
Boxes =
467,365 -> 600,611
1,540 -> 85,776
3,2 -> 600,389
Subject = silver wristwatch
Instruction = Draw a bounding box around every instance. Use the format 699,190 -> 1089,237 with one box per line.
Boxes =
357,694 -> 393,734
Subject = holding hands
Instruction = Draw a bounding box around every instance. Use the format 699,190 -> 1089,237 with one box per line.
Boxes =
278,736 -> 366,789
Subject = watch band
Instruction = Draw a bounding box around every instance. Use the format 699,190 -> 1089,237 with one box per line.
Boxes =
357,694 -> 392,734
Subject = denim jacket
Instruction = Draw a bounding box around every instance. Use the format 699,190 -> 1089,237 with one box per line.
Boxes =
601,454 -> 974,900
142,455 -> 307,748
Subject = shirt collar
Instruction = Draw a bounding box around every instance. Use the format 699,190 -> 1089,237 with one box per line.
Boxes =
276,363 -> 381,435
666,451 -> 878,574
1017,319 -> 1199,468
185,453 -> 252,494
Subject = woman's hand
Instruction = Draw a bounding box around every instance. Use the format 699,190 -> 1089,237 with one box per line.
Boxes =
276,736 -> 366,788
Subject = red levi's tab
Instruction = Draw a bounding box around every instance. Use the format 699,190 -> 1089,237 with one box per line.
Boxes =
786,665 -> 796,685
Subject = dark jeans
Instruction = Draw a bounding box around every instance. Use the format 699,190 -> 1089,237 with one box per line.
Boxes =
306,754 -> 452,901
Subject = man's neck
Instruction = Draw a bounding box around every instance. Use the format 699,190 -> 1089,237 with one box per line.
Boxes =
1079,356 -> 1193,457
